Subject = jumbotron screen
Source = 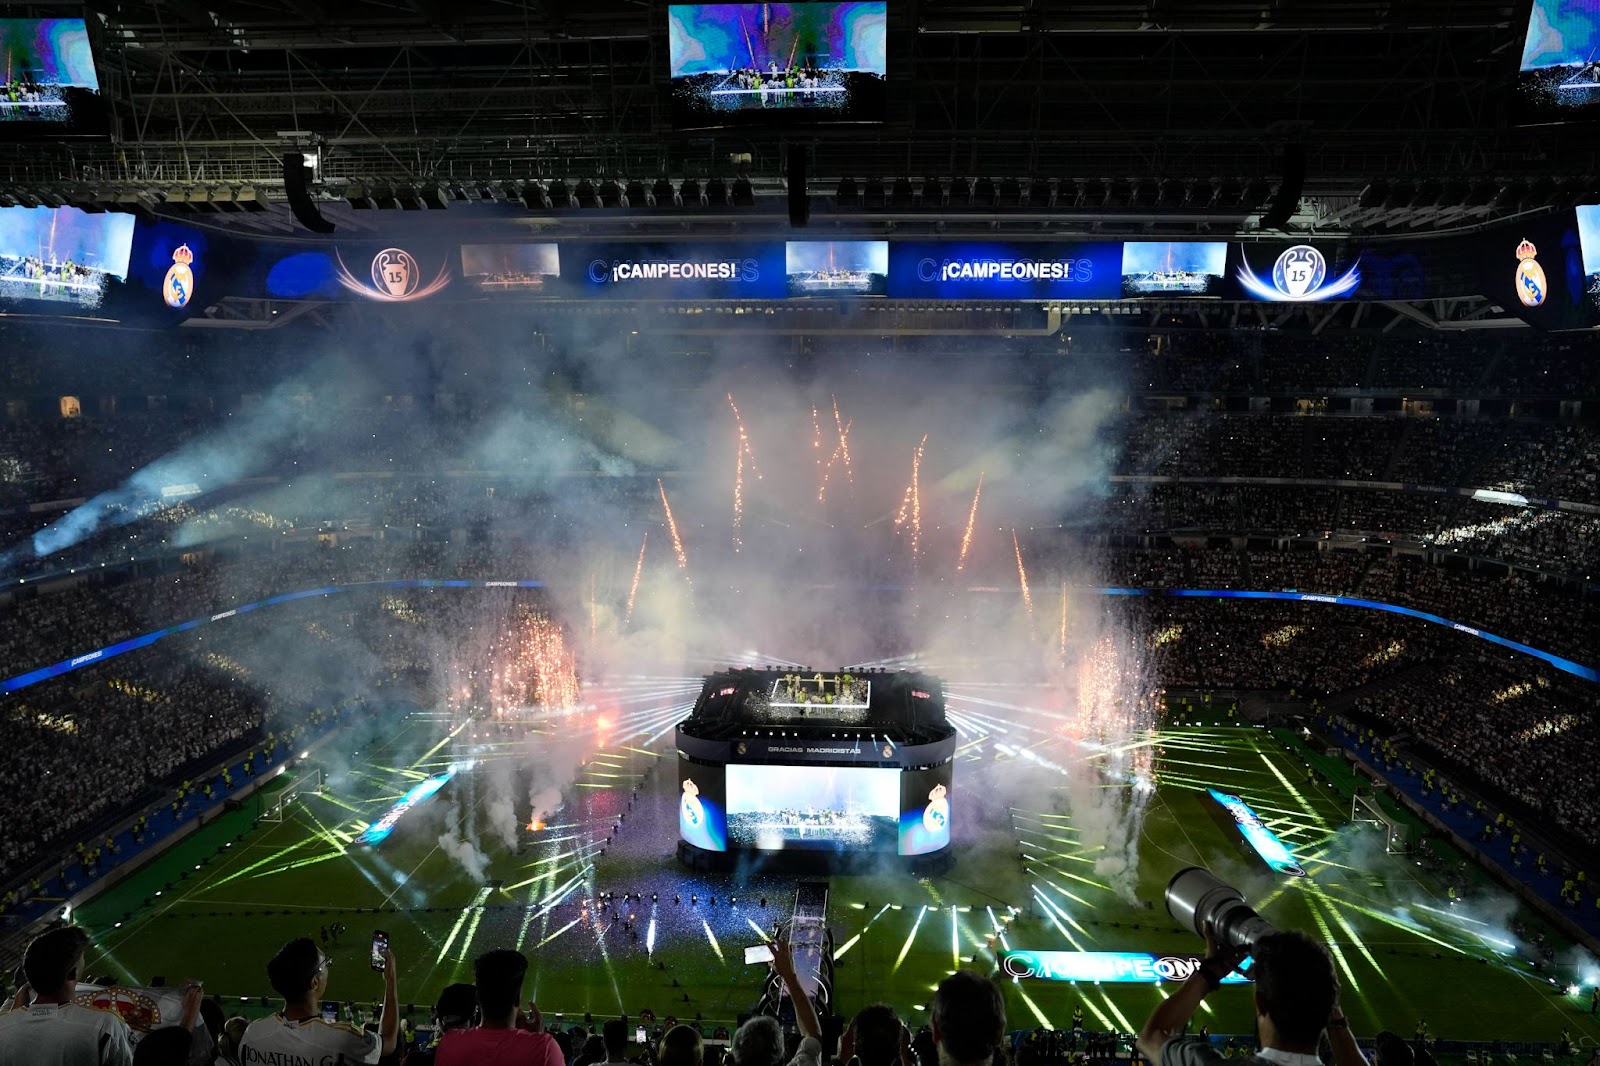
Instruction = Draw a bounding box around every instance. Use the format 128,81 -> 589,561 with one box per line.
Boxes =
0,19 -> 106,139
0,206 -> 135,308
1515,0 -> 1600,125
677,757 -> 951,855
1581,204 -> 1600,317
666,2 -> 887,128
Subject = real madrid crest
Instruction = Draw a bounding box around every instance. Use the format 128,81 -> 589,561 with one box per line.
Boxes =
1514,238 -> 1547,308
162,243 -> 195,309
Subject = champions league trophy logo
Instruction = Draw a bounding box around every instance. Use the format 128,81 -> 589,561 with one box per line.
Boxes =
1272,246 -> 1325,298
680,777 -> 706,831
371,247 -> 420,299
334,246 -> 451,302
922,783 -> 949,834
162,244 -> 195,309
1514,238 -> 1547,308
1236,243 -> 1361,302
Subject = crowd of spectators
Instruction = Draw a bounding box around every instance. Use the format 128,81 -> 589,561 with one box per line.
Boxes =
1348,655 -> 1600,844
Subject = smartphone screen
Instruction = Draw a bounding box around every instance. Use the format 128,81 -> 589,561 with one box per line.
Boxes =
321,1003 -> 339,1023
636,1027 -> 648,1044
370,930 -> 389,972
743,944 -> 773,965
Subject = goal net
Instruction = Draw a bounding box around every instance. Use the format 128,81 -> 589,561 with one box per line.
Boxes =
1351,792 -> 1409,853
262,768 -> 323,823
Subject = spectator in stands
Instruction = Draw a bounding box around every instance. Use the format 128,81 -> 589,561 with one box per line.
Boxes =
576,1034 -> 609,1066
0,926 -> 134,1066
1373,1032 -> 1413,1066
1136,929 -> 1366,1066
838,1004 -> 907,1066
435,949 -> 561,1066
403,983 -> 478,1066
930,972 -> 1006,1066
659,1025 -> 704,1066
600,1020 -> 634,1066
240,936 -> 397,1064
730,938 -> 822,1066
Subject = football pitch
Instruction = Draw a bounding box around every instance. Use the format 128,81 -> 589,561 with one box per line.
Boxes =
73,700 -> 1600,1045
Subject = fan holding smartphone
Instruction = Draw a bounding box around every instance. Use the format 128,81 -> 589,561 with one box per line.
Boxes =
370,931 -> 390,972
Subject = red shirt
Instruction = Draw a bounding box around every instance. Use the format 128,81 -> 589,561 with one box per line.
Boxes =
436,1026 -> 565,1066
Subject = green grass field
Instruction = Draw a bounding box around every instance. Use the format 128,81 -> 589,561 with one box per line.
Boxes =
72,706 -> 1600,1046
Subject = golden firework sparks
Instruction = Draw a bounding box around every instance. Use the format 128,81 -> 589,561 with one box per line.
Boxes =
1013,529 -> 1033,617
956,472 -> 984,571
658,479 -> 688,571
894,434 -> 929,558
625,530 -> 648,625
728,393 -> 761,551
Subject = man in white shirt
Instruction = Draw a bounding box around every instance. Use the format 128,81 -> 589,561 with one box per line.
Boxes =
0,926 -> 134,1066
1136,928 -> 1368,1066
239,936 -> 398,1066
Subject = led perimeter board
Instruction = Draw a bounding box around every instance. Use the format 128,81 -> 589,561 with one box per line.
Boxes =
675,668 -> 954,859
667,2 -> 887,128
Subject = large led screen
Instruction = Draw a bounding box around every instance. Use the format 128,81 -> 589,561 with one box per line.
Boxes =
1121,242 -> 1226,298
1579,204 -> 1600,316
667,2 -> 887,128
1516,0 -> 1600,125
0,19 -> 105,139
898,765 -> 952,855
786,240 -> 887,296
0,206 -> 134,308
726,764 -> 900,851
678,758 -> 728,852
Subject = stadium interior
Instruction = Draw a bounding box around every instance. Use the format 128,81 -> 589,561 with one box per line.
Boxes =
1,1 -> 1600,1064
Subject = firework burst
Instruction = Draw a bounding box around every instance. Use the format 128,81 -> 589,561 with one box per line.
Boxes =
728,393 -> 761,551
1013,529 -> 1033,617
956,472 -> 984,571
657,479 -> 688,571
894,434 -> 929,559
624,530 -> 648,625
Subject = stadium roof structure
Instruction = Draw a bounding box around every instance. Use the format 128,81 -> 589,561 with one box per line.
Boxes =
4,0 -> 1597,240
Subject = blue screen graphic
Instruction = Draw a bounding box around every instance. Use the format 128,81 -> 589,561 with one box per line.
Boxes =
0,19 -> 99,89
1579,204 -> 1600,315
898,766 -> 952,856
359,770 -> 456,846
1001,950 -> 1252,985
1521,1 -> 1600,71
567,242 -> 785,299
679,767 -> 727,852
1516,1 -> 1600,123
887,242 -> 1123,300
0,206 -> 134,306
669,3 -> 886,76
1208,788 -> 1305,876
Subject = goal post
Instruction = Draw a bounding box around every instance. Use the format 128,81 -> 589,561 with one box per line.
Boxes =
1352,792 -> 1410,853
261,768 -> 323,823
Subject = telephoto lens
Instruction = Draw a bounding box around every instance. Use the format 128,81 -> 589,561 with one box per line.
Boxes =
1165,867 -> 1276,952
